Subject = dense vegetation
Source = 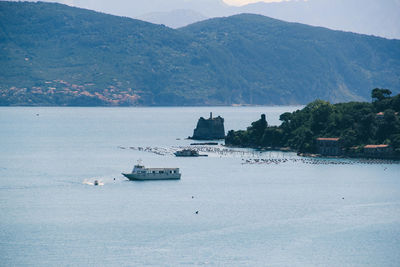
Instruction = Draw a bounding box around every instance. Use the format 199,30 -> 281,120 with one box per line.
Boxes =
225,89 -> 400,155
1,2 -> 400,106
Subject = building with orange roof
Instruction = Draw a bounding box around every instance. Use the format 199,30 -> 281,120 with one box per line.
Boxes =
363,144 -> 392,157
316,137 -> 341,156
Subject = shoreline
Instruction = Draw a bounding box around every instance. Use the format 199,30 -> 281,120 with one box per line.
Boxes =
224,144 -> 400,161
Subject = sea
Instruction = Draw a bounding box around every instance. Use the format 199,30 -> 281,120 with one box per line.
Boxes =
1,106 -> 400,266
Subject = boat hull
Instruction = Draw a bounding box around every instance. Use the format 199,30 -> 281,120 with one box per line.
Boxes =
122,173 -> 181,181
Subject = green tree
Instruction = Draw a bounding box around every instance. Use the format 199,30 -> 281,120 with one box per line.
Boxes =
261,127 -> 284,147
390,134 -> 400,155
340,129 -> 358,149
289,126 -> 314,153
308,100 -> 334,135
279,112 -> 292,123
372,88 -> 392,102
376,109 -> 398,142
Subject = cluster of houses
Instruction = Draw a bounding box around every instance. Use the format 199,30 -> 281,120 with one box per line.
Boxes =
316,137 -> 393,158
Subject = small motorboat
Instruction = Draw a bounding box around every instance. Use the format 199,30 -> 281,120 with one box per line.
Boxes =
174,149 -> 208,157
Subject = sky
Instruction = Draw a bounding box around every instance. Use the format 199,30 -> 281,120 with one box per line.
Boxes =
6,0 -> 286,7
223,0 -> 286,6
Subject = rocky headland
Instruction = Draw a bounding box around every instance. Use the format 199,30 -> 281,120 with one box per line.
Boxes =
191,112 -> 225,140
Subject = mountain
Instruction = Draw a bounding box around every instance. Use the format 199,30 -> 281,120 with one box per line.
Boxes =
1,2 -> 399,106
0,1 -> 198,106
179,14 -> 400,104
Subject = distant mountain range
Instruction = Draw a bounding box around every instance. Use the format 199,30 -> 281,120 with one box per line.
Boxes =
135,0 -> 400,39
12,0 -> 400,39
0,1 -> 399,106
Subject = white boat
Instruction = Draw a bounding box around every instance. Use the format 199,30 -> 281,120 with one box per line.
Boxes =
174,149 -> 199,157
122,162 -> 181,181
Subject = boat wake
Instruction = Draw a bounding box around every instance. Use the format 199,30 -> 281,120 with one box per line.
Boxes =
83,179 -> 104,186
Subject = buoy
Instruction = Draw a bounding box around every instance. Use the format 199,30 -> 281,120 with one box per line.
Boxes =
195,211 -> 199,214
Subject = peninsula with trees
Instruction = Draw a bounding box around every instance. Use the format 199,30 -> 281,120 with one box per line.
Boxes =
225,89 -> 400,159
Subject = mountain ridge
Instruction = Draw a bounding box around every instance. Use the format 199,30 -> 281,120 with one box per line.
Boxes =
5,0 -> 400,39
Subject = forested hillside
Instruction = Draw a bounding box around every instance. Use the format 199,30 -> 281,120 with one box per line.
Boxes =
1,2 -> 399,106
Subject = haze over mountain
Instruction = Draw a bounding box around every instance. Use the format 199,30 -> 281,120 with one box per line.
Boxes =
137,9 -> 207,29
1,1 -> 399,106
6,0 -> 400,38
239,0 -> 400,39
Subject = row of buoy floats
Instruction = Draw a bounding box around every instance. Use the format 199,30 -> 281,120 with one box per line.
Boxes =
118,146 -> 398,165
119,145 -> 269,158
119,146 -> 168,156
242,157 -> 398,165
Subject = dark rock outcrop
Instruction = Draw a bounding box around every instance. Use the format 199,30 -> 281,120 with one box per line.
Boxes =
191,112 -> 225,140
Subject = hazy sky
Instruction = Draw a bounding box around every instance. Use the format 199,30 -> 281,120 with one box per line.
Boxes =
223,0 -> 285,6
5,0 -> 294,18
7,0 -> 285,6
7,0 -> 288,7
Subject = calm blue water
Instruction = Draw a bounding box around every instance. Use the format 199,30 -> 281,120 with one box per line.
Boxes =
1,106 -> 400,266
